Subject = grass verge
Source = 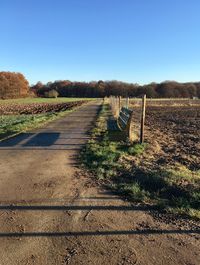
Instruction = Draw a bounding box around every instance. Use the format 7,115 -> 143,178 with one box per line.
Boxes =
82,103 -> 200,220
0,97 -> 95,105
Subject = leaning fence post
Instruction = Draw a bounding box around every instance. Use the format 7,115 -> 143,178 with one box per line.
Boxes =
140,94 -> 146,144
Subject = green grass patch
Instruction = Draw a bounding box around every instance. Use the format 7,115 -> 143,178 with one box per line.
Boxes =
113,182 -> 150,202
0,97 -> 94,105
81,103 -> 146,181
128,143 -> 147,156
81,104 -> 123,180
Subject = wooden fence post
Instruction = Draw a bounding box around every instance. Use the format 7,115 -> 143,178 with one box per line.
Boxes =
140,94 -> 146,144
116,96 -> 118,117
119,96 -> 121,114
112,96 -> 117,117
126,97 -> 129,109
114,96 -> 117,116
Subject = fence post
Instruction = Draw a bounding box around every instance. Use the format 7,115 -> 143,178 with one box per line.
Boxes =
118,96 -> 121,114
140,94 -> 146,144
116,96 -> 118,117
112,96 -> 117,117
114,96 -> 116,116
125,97 -> 129,109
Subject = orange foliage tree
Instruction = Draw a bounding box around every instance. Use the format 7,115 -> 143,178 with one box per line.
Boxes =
0,72 -> 29,99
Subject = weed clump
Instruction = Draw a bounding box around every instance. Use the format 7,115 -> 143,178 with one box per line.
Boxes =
128,143 -> 147,156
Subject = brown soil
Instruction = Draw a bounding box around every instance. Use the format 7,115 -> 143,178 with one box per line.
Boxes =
144,106 -> 200,170
0,102 -> 199,265
0,101 -> 86,115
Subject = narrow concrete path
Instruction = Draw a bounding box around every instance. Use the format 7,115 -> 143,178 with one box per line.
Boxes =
0,102 -> 100,203
0,102 -> 102,264
0,102 -> 199,265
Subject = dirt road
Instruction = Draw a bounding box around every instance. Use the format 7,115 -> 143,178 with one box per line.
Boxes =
0,102 -> 199,265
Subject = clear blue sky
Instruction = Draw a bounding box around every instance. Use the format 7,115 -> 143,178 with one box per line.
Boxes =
1,0 -> 200,85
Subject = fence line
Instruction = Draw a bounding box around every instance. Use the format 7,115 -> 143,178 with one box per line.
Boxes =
108,95 -> 146,143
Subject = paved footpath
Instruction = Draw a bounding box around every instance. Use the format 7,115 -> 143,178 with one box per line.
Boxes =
0,102 -> 199,265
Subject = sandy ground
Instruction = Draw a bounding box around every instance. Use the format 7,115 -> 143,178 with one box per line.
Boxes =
0,102 -> 199,265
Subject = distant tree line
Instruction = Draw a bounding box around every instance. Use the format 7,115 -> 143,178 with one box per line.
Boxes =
1,71 -> 200,99
0,72 -> 29,99
31,80 -> 200,98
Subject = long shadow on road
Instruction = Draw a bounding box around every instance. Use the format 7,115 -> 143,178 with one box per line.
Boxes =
0,103 -> 102,150
0,230 -> 199,238
0,204 -> 199,237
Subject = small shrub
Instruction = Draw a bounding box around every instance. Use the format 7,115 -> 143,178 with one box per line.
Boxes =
44,89 -> 59,98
